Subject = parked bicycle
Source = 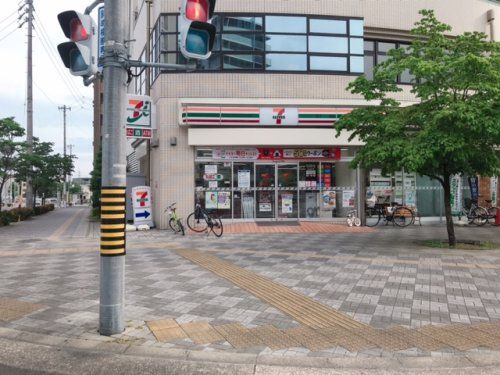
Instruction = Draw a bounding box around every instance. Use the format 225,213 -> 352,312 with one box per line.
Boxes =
165,202 -> 185,235
186,203 -> 223,237
484,199 -> 499,225
365,202 -> 415,227
458,198 -> 487,226
346,210 -> 361,227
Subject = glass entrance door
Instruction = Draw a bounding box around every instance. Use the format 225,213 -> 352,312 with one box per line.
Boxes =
255,163 -> 299,220
256,164 -> 275,219
277,164 -> 298,219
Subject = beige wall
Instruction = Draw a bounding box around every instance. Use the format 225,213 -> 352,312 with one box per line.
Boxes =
134,0 -> 499,227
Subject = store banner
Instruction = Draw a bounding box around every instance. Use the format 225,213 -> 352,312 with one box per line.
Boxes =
125,94 -> 156,139
260,108 -> 298,126
468,176 -> 479,202
181,106 -> 353,126
342,190 -> 355,208
491,176 -> 498,204
211,148 -> 341,161
450,175 -> 462,214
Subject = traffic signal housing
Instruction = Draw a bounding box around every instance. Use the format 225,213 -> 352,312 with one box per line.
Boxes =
57,10 -> 97,76
179,0 -> 217,60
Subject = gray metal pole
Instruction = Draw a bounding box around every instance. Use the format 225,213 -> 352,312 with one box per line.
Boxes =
59,105 -> 71,206
25,0 -> 34,208
99,0 -> 128,336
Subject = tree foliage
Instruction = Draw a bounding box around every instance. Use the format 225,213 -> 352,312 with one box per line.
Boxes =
335,10 -> 500,246
15,138 -> 75,207
0,117 -> 26,207
90,148 -> 102,209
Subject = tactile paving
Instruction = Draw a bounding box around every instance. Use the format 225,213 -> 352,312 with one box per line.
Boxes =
180,321 -> 224,344
249,325 -> 300,350
0,298 -> 44,322
284,326 -> 336,351
213,323 -> 263,348
146,319 -> 187,342
418,324 -> 478,351
352,326 -> 410,351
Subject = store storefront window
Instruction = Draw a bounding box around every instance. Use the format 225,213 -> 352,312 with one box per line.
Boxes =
194,162 -> 232,219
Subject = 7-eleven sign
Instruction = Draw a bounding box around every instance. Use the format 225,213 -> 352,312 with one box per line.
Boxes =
131,186 -> 151,209
125,95 -> 156,128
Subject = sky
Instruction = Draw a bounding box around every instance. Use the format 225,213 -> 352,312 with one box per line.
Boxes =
0,0 -> 99,178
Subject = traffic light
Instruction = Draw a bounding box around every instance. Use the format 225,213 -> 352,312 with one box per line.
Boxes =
57,11 -> 97,77
179,0 -> 217,60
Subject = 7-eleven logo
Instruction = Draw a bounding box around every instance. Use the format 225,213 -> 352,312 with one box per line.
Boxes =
135,191 -> 149,207
272,108 -> 286,125
127,100 -> 150,124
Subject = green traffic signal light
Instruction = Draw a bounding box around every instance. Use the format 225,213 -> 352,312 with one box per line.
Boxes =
186,28 -> 210,56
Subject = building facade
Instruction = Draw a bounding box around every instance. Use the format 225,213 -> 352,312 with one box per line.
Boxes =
122,0 -> 499,228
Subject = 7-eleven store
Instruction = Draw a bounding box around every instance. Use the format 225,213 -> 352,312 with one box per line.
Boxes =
174,101 -> 363,222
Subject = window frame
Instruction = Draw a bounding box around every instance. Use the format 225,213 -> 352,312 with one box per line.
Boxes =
150,12 -> 365,82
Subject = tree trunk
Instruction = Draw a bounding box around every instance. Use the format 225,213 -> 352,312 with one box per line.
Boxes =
442,176 -> 456,247
0,179 -> 4,208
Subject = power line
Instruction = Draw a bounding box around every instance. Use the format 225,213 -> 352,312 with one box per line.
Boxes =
35,10 -> 84,103
0,10 -> 17,25
33,80 -> 58,106
0,28 -> 18,43
0,18 -> 17,34
32,25 -> 86,107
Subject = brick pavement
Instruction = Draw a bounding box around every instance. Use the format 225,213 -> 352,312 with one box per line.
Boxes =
1,207 -> 500,358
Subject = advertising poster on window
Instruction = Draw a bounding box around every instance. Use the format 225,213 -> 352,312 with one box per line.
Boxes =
404,191 -> 416,207
342,190 -> 355,208
491,177 -> 498,204
322,191 -> 336,210
204,164 -> 217,174
237,170 -> 251,188
205,192 -> 218,209
208,181 -> 218,188
259,203 -> 272,212
281,194 -> 293,214
450,175 -> 462,214
217,192 -> 231,209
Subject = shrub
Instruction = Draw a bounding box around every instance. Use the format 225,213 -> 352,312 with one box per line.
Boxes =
0,211 -> 12,226
10,207 -> 34,221
33,204 -> 55,215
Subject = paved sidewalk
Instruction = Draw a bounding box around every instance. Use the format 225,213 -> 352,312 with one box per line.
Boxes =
1,207 -> 500,373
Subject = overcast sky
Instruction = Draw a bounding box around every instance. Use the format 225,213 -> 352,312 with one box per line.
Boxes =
0,0 -> 99,177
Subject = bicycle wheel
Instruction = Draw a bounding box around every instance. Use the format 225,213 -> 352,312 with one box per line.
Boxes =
393,207 -> 414,227
168,217 -> 180,233
186,212 -> 208,232
365,208 -> 381,227
353,217 -> 361,227
211,217 -> 223,237
487,206 -> 499,224
178,221 -> 185,236
471,207 -> 488,226
346,217 -> 353,227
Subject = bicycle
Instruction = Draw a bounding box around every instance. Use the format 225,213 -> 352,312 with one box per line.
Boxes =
458,198 -> 487,226
365,202 -> 415,227
346,210 -> 361,227
165,202 -> 185,235
483,199 -> 499,225
186,203 -> 223,237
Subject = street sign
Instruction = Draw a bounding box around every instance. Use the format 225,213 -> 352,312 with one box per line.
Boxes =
97,6 -> 105,68
125,95 -> 155,139
131,186 -> 154,227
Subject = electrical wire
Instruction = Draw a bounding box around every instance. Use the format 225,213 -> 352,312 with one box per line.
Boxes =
33,25 -> 87,108
33,20 -> 86,105
33,80 -> 58,107
0,10 -> 17,25
0,28 -> 18,43
33,11 -> 89,107
0,18 -> 17,34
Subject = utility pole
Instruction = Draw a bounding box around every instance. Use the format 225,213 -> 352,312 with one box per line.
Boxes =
24,0 -> 34,208
99,0 -> 128,335
59,105 -> 71,207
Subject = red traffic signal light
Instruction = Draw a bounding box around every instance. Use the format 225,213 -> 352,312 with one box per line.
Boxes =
179,0 -> 217,60
57,10 -> 97,76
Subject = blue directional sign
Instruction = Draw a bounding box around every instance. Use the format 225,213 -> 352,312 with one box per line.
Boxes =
97,6 -> 105,67
135,210 -> 151,219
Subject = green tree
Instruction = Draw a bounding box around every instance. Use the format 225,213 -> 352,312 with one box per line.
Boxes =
336,10 -> 500,247
0,117 -> 26,207
90,148 -> 102,209
15,138 -> 74,207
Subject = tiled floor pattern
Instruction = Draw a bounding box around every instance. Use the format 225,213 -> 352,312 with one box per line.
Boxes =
0,298 -> 45,322
223,222 -> 375,234
146,317 -> 500,352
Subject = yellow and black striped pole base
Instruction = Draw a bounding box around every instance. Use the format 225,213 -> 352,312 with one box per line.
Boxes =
100,187 -> 126,256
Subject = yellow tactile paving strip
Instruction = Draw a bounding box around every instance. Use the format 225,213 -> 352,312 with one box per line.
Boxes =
145,318 -> 500,352
0,298 -> 45,322
175,249 -> 366,330
164,248 -> 500,353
